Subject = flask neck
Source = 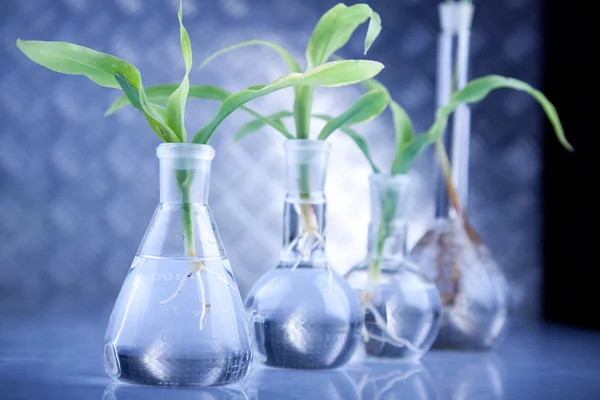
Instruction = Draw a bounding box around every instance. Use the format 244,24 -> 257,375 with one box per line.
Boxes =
367,174 -> 410,264
157,144 -> 215,204
436,1 -> 474,218
280,140 -> 331,267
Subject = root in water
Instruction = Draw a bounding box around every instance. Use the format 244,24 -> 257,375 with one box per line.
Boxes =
159,261 -> 212,331
362,296 -> 421,354
196,270 -> 208,330
160,267 -> 197,305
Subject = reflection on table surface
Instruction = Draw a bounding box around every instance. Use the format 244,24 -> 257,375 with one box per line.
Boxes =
1,316 -> 600,399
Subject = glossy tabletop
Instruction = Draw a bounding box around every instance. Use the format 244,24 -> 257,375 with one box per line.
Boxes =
1,314 -> 599,399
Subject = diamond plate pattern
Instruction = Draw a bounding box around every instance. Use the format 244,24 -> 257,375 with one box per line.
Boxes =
0,0 -> 542,317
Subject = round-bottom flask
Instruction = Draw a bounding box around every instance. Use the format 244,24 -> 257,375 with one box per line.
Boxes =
346,174 -> 442,361
245,140 -> 362,369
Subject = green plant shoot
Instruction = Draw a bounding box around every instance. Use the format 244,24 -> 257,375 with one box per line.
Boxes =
221,72 -> 573,281
16,1 -> 385,325
107,3 -> 388,270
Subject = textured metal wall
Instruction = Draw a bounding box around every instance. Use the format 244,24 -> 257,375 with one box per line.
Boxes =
0,0 -> 543,317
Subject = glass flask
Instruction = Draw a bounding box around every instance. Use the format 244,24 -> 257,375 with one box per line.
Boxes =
345,175 -> 441,361
103,144 -> 252,386
409,0 -> 509,350
245,139 -> 363,369
409,217 -> 509,350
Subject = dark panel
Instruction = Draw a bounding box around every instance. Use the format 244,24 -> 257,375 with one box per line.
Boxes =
542,0 -> 599,328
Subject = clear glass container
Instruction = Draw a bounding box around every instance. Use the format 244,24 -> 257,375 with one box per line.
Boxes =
245,139 -> 362,369
410,1 -> 509,350
409,217 -> 509,350
103,144 -> 252,386
345,175 -> 441,361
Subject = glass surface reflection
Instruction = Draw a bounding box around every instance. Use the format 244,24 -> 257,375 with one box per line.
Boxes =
425,352 -> 505,399
103,383 -> 248,400
347,361 -> 437,400
241,365 -> 359,400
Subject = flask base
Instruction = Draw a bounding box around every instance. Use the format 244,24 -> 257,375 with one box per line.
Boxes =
107,349 -> 252,387
253,317 -> 362,370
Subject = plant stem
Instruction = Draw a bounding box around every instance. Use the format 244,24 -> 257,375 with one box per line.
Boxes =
294,87 -> 314,139
435,140 -> 480,243
160,169 -> 209,329
298,164 -> 318,251
181,180 -> 196,257
369,221 -> 388,284
368,190 -> 397,284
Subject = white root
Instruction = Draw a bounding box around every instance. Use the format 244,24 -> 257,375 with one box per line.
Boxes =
159,261 -> 214,331
282,234 -> 301,259
289,232 -> 308,272
196,270 -> 208,330
290,254 -> 303,272
314,231 -> 333,292
160,270 -> 195,304
160,261 -> 204,304
299,231 -> 313,260
364,303 -> 422,353
204,268 -> 233,289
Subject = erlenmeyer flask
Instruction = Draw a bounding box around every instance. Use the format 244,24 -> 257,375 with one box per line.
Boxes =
245,139 -> 362,369
103,144 -> 252,386
345,175 -> 441,361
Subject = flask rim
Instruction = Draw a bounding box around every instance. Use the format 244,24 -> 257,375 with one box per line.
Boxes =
156,143 -> 215,160
284,139 -> 331,153
369,173 -> 410,187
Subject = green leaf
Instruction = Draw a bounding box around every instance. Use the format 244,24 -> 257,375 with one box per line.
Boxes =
314,113 -> 380,173
390,134 -> 432,175
333,54 -> 388,92
106,84 -> 227,115
192,59 -> 384,144
107,84 -> 292,138
231,109 -> 381,172
334,53 -> 423,174
16,39 -> 136,89
359,77 -> 387,92
234,111 -> 294,141
390,100 -> 414,153
429,75 -> 573,151
364,11 -> 382,55
114,73 -> 166,141
196,39 -> 304,138
17,39 -> 179,142
306,3 -> 382,68
165,1 -> 193,142
317,89 -> 389,140
199,40 -> 301,73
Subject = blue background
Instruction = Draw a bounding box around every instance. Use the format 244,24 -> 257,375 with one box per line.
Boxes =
0,0 -> 544,317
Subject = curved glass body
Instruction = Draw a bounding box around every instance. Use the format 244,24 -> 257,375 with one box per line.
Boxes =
245,140 -> 362,369
409,218 -> 509,349
428,1 -> 509,350
103,144 -> 252,386
345,175 -> 441,361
